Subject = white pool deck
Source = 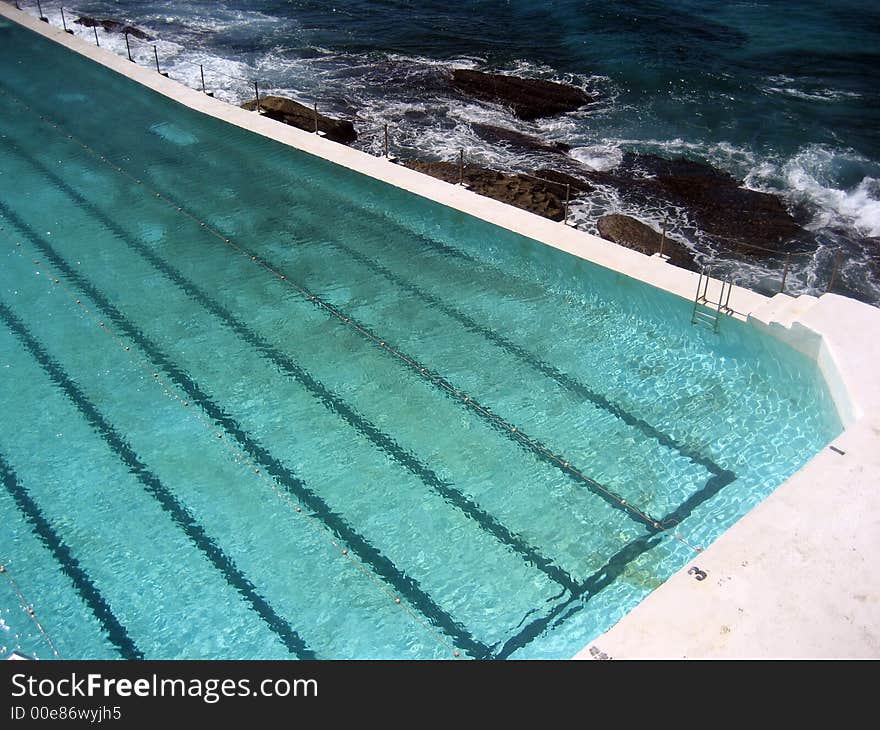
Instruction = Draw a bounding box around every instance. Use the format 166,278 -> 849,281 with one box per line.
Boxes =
4,3 -> 879,659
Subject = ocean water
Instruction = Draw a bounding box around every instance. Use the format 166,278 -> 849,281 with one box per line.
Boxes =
22,0 -> 880,305
0,14 -> 843,659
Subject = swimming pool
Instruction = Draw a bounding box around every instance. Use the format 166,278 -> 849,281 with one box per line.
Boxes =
0,16 -> 842,660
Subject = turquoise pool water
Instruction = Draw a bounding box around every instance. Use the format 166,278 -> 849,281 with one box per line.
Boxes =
0,17 -> 841,660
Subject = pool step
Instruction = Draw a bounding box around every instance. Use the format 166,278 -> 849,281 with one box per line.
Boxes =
749,293 -> 820,331
692,306 -> 720,331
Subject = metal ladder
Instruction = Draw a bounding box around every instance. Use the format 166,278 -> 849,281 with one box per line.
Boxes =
691,269 -> 733,333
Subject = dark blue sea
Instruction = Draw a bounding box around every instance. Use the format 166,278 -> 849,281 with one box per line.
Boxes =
25,0 -> 880,302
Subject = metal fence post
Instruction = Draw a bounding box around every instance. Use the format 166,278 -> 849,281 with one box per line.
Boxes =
124,32 -> 133,62
780,252 -> 791,293
660,216 -> 667,258
93,26 -> 99,46
60,6 -> 73,34
37,0 -> 47,22
200,64 -> 206,93
384,123 -> 389,158
459,149 -> 464,186
313,103 -> 319,133
826,250 -> 843,292
254,82 -> 261,112
563,183 -> 570,224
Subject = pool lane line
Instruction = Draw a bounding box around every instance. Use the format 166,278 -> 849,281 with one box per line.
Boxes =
0,232 -> 470,662
1,94 -> 700,652
657,467 -> 736,538
0,215 -> 484,660
0,561 -> 63,660
114,120 -> 723,483
0,135 -> 581,595
492,532 -> 664,659
248,235 -> 736,536
0,105 -> 667,537
6,70 -> 722,485
0,562 -> 61,660
6,86 -> 712,560
0,299 -> 319,660
0,452 -> 137,660
299,231 -> 727,478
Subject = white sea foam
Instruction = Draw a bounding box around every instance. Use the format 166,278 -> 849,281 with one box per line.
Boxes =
744,145 -> 880,238
384,52 -> 483,69
786,167 -> 880,237
763,75 -> 862,103
569,143 -> 623,171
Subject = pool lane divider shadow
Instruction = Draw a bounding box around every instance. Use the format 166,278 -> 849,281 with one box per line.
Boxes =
0,88 -> 737,656
0,300 -> 319,659
304,229 -> 729,480
493,532 -> 664,659
0,203 -> 492,660
182,150 -> 729,485
4,85 -> 738,537
0,449 -> 143,659
0,133 -> 580,595
88,107 -> 728,491
276,224 -> 739,530
0,95 -> 661,534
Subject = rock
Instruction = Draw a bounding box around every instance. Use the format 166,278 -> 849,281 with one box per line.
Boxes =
597,214 -> 697,270
402,160 -> 565,221
637,155 -> 801,251
241,96 -> 357,145
532,169 -> 593,196
579,153 -> 803,254
471,124 -> 570,155
74,16 -> 152,40
450,69 -> 597,120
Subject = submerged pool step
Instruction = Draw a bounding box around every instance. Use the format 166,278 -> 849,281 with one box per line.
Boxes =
692,307 -> 720,331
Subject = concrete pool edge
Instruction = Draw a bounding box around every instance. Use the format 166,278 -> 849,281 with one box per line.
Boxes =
5,4 -> 879,659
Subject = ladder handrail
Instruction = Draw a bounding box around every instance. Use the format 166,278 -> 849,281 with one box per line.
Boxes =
691,268 -> 733,333
693,270 -> 704,306
691,269 -> 705,326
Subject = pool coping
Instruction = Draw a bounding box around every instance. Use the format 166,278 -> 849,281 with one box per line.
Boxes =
4,3 -> 879,659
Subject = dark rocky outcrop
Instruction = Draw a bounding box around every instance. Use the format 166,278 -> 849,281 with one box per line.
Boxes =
241,96 -> 357,145
597,214 -> 697,270
451,69 -> 597,120
532,168 -> 593,196
74,16 -> 152,40
471,123 -> 570,155
579,153 -> 803,254
403,160 -> 565,221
